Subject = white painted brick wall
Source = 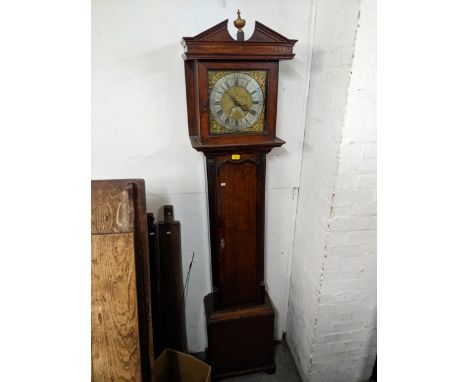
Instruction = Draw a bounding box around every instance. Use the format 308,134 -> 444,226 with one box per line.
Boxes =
287,0 -> 376,381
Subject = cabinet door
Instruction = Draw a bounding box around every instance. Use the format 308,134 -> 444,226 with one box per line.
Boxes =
213,154 -> 265,306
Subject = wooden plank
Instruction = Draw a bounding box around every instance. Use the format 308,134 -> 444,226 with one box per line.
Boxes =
92,233 -> 142,382
91,181 -> 134,234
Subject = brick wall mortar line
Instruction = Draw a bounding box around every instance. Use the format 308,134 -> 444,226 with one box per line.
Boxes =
308,1 -> 363,380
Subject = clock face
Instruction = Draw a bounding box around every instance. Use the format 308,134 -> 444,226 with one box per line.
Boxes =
208,70 -> 267,134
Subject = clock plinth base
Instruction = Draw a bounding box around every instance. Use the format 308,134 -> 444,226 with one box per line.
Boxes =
204,292 -> 276,380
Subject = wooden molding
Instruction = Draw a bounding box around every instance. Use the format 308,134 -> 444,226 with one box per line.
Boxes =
189,136 -> 285,154
181,19 -> 297,60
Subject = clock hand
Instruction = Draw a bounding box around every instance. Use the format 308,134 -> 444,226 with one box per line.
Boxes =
225,90 -> 236,103
236,100 -> 250,112
226,91 -> 242,108
227,91 -> 250,111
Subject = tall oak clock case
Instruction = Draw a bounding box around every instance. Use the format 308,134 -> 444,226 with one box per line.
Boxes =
181,17 -> 297,379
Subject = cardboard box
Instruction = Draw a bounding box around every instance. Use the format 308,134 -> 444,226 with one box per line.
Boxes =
152,349 -> 211,382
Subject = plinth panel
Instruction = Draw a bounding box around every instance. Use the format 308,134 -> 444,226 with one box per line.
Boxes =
204,292 -> 276,379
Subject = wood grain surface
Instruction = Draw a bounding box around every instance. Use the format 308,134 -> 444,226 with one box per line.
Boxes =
91,181 -> 134,234
91,233 -> 142,382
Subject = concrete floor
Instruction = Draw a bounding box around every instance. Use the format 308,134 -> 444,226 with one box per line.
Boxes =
225,342 -> 302,382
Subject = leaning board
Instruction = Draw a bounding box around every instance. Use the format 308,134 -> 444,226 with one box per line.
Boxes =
91,179 -> 153,382
92,233 -> 141,381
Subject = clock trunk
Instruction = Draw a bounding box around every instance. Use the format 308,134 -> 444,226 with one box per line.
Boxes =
207,153 -> 266,308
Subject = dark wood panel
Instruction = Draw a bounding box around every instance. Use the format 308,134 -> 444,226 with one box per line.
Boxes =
190,135 -> 285,153
184,60 -> 198,137
147,213 -> 163,358
204,292 -> 275,379
206,157 -> 220,293
217,160 -> 258,306
156,213 -> 187,353
206,153 -> 266,308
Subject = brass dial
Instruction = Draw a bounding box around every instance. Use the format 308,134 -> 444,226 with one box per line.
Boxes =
209,71 -> 266,133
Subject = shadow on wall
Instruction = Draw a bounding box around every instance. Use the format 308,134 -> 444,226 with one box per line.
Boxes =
360,313 -> 377,381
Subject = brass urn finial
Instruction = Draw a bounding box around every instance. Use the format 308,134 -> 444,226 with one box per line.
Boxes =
233,10 -> 246,41
234,10 -> 246,32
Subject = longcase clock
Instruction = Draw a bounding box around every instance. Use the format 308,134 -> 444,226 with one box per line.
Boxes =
181,12 -> 297,379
